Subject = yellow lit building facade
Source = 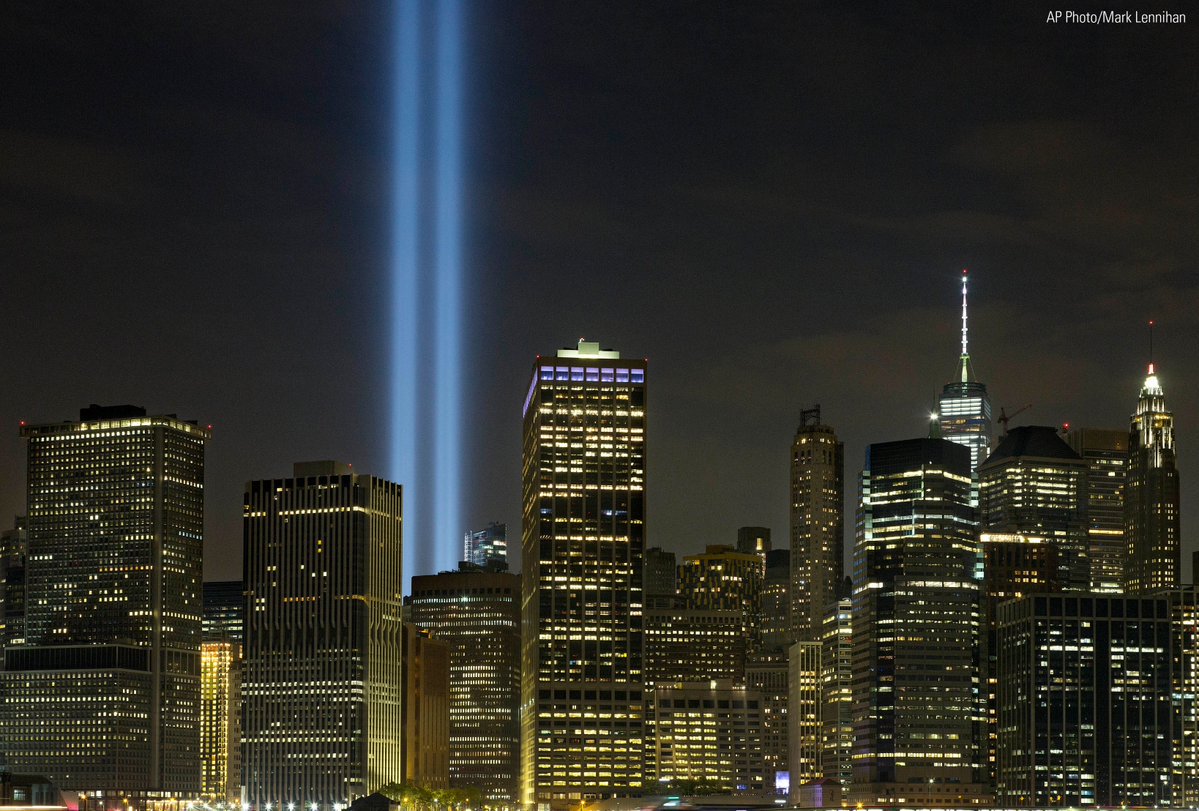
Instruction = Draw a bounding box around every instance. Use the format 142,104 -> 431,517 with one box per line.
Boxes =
200,640 -> 241,802
520,340 -> 646,811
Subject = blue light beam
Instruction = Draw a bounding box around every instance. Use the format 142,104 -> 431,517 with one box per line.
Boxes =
392,0 -> 466,583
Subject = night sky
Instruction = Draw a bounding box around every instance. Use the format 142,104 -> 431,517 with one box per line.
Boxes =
3,3 -> 1197,585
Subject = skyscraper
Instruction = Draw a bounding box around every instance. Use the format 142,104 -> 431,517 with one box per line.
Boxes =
401,623 -> 451,790
678,544 -> 763,650
787,640 -> 822,789
201,581 -> 243,803
1065,428 -> 1128,593
851,438 -> 986,806
789,406 -> 843,643
979,426 -> 1090,591
2,404 -> 209,804
995,594 -> 1174,806
409,565 -> 521,803
1125,359 -> 1181,593
521,340 -> 647,811
820,591 -> 853,792
937,270 -> 993,488
464,522 -> 508,571
736,526 -> 771,556
242,462 -> 403,808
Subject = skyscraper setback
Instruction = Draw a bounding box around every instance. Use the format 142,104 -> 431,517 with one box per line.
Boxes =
1,405 -> 210,804
789,406 -> 843,643
241,462 -> 404,808
521,340 -> 647,811
1125,359 -> 1181,593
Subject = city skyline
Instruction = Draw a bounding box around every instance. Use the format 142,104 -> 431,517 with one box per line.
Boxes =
2,5 -> 1197,588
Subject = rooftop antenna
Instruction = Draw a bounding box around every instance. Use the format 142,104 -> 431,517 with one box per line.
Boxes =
959,268 -> 970,383
1148,319 -> 1155,373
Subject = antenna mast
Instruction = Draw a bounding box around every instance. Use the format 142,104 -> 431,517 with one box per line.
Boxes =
959,269 -> 970,383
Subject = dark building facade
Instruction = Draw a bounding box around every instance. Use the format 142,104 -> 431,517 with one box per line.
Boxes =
996,594 -> 1174,806
0,516 -> 26,649
851,438 -> 986,806
1065,428 -> 1129,593
1,405 -> 209,804
520,340 -> 647,810
242,462 -> 404,808
408,565 -> 520,803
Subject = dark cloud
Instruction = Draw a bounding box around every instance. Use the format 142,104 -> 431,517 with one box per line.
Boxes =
2,3 -> 1197,582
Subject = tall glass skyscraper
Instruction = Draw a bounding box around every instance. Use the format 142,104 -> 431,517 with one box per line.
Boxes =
464,522 -> 508,570
521,340 -> 646,811
242,462 -> 404,808
1125,360 -> 1181,593
851,438 -> 986,806
938,271 -> 993,494
2,404 -> 210,805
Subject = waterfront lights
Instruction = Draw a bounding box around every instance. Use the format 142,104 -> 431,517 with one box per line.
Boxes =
391,0 -> 467,580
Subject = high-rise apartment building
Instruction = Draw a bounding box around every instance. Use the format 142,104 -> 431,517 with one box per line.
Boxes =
996,594 -> 1174,806
1125,361 -> 1181,593
789,406 -> 843,643
464,522 -> 508,571
408,565 -> 521,803
201,581 -> 243,803
759,548 -> 790,651
242,462 -> 403,808
851,438 -> 986,806
937,271 -> 992,489
1066,428 -> 1129,592
1,405 -> 209,804
521,340 -> 647,811
979,426 -> 1090,591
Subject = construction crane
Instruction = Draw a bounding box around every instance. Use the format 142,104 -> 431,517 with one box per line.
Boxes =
996,404 -> 1031,436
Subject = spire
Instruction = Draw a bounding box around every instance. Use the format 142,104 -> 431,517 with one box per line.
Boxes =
1142,320 -> 1163,397
959,269 -> 971,383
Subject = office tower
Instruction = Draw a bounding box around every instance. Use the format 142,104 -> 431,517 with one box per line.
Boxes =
464,522 -> 508,571
1125,360 -> 1181,593
937,271 -> 993,484
980,426 -> 1090,591
1066,428 -> 1129,592
1,516 -> 26,648
401,623 -> 451,790
200,580 -> 243,803
203,580 -> 245,644
736,526 -> 771,555
678,545 -> 763,648
759,549 -> 791,651
643,547 -> 678,609
0,405 -> 208,804
521,340 -> 647,810
996,594 -> 1174,806
820,592 -> 853,792
242,462 -> 403,808
787,641 -> 822,790
644,607 -> 745,688
646,680 -> 767,794
790,407 -> 843,644
1171,587 -> 1199,805
851,438 -> 986,806
408,565 -> 520,803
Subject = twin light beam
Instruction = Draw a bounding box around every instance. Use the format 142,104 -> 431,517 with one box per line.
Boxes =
392,0 -> 465,581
